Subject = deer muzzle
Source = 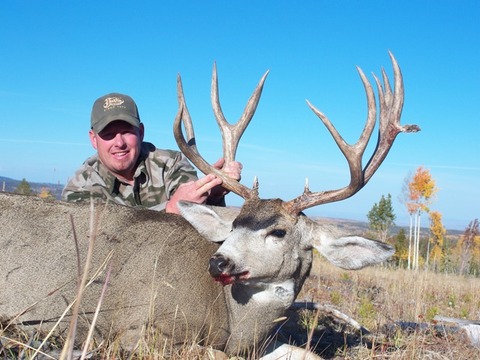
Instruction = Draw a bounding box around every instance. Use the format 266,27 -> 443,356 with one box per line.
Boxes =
209,254 -> 249,286
209,254 -> 229,277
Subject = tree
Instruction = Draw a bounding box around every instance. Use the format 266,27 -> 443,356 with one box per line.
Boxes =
428,210 -> 446,271
367,193 -> 396,242
401,167 -> 437,270
14,178 -> 34,195
400,172 -> 416,270
458,219 -> 479,275
392,228 -> 409,267
38,187 -> 56,201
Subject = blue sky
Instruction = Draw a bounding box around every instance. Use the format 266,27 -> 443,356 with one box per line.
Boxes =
1,1 -> 478,230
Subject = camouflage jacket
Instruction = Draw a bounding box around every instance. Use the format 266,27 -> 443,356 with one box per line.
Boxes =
62,142 -> 224,211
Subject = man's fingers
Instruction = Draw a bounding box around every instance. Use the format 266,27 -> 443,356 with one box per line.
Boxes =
195,175 -> 222,194
212,158 -> 225,169
195,174 -> 216,187
223,161 -> 242,181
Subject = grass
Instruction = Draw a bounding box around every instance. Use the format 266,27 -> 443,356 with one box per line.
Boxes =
2,254 -> 480,359
2,237 -> 480,359
296,253 -> 480,359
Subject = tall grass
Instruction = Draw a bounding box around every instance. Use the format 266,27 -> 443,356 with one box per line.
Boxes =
298,254 -> 480,359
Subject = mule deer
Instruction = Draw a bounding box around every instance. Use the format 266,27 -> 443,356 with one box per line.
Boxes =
0,52 -> 418,358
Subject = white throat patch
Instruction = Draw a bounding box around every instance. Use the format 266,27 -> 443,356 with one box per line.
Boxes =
251,279 -> 295,308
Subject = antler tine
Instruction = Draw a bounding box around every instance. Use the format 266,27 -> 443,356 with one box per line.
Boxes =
284,53 -> 420,214
363,51 -> 420,182
212,63 -> 270,164
174,72 -> 264,200
175,74 -> 197,149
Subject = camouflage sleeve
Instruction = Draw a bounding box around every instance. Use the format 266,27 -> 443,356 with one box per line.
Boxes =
162,151 -> 198,198
61,161 -> 112,204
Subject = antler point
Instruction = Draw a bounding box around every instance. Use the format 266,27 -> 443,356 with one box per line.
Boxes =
402,124 -> 421,133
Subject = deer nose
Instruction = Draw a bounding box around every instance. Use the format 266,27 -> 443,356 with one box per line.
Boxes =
209,255 -> 229,277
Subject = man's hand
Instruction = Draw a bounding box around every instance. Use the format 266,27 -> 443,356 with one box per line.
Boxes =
209,158 -> 243,200
165,174 -> 222,214
165,158 -> 243,214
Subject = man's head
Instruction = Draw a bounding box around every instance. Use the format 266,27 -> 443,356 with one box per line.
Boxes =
91,93 -> 141,133
89,93 -> 144,183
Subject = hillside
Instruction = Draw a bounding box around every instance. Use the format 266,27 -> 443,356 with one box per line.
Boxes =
0,176 -> 64,199
314,216 -> 463,239
0,176 -> 463,239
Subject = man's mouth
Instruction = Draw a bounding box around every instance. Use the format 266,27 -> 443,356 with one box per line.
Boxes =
112,151 -> 129,159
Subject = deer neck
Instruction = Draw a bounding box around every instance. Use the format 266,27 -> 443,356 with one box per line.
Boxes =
222,279 -> 296,354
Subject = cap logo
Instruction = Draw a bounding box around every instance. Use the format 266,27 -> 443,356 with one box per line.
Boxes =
103,97 -> 125,110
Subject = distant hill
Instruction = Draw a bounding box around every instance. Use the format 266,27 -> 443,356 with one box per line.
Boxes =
0,176 -> 463,240
314,216 -> 463,239
0,176 -> 64,199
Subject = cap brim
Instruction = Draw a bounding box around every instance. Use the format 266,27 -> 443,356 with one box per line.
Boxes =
92,113 -> 141,133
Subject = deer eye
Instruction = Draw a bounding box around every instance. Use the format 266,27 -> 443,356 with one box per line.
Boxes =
268,229 -> 286,238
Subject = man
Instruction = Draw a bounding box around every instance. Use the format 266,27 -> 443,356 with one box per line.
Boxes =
62,93 -> 242,214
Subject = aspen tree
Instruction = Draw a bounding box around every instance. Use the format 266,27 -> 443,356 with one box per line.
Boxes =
402,167 -> 437,270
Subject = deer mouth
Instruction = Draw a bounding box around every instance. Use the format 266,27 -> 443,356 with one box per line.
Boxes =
213,271 -> 250,286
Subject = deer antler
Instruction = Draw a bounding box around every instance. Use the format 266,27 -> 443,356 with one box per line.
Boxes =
173,63 -> 269,200
283,52 -> 420,214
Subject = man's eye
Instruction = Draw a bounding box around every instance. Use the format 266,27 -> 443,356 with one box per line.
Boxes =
99,132 -> 116,140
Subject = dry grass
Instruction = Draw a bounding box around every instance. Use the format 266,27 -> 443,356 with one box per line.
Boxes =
295,253 -> 480,359
2,251 -> 480,359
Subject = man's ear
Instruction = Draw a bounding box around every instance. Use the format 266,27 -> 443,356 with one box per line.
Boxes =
138,123 -> 145,141
89,129 -> 98,149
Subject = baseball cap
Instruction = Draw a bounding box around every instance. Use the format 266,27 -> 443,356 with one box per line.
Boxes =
91,93 -> 141,133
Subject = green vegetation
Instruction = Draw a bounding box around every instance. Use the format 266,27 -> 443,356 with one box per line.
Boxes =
367,193 -> 396,241
14,178 -> 34,195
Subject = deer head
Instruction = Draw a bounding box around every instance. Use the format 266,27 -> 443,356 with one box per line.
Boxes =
173,52 -> 419,300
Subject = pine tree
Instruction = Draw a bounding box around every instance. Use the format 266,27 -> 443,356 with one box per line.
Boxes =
367,193 -> 396,242
15,178 -> 34,195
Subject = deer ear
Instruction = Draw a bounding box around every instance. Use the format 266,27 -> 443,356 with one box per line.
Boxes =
313,234 -> 395,270
178,201 -> 235,243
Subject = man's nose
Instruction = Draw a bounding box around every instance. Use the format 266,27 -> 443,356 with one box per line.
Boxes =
113,133 -> 126,146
